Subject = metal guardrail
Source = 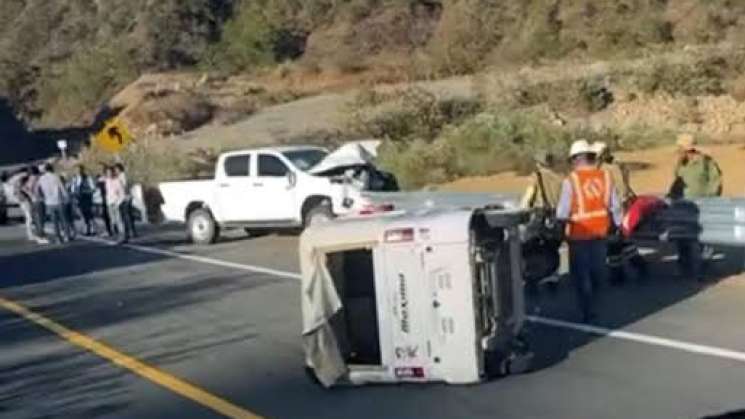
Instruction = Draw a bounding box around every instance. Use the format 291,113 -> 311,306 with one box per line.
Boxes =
362,191 -> 521,212
642,198 -> 745,246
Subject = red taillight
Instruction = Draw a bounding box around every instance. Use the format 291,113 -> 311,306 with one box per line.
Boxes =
359,203 -> 395,215
384,228 -> 415,243
394,367 -> 426,379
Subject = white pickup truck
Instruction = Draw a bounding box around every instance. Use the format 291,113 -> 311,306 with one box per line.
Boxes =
158,144 -> 396,244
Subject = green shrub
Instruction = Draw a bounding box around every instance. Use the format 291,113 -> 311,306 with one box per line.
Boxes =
633,58 -> 726,97
611,123 -> 677,151
442,111 -> 572,176
376,108 -> 678,190
425,0 -> 504,76
346,87 -> 483,142
37,42 -> 138,125
377,137 -> 457,190
77,137 -> 213,187
201,3 -> 276,73
377,109 -> 576,189
509,78 -> 614,114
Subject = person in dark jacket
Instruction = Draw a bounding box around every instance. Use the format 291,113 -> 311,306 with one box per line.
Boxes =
71,165 -> 98,236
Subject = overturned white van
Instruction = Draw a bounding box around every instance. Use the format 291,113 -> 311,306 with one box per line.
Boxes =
300,206 -> 532,387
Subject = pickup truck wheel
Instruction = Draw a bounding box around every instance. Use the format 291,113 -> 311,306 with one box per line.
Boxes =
187,209 -> 219,245
304,204 -> 334,228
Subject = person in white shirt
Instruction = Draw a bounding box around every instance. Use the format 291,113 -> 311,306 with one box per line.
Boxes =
114,163 -> 138,238
36,163 -> 75,243
105,166 -> 128,244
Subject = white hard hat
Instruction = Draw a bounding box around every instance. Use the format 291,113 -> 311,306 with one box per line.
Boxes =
569,139 -> 594,158
592,141 -> 608,155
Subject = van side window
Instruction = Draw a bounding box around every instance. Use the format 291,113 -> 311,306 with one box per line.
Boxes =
258,154 -> 289,177
224,155 -> 250,177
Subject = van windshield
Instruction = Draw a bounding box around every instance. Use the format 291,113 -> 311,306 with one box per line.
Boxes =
283,149 -> 328,171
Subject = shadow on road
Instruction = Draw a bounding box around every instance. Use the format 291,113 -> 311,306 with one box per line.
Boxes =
0,235 -> 282,418
527,243 -> 745,371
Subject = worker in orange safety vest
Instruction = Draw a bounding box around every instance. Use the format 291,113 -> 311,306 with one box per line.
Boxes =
556,139 -> 622,322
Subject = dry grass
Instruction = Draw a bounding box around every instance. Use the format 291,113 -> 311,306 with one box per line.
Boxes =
76,137 -> 214,187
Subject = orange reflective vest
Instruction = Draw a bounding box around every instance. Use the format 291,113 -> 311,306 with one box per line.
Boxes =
567,167 -> 612,240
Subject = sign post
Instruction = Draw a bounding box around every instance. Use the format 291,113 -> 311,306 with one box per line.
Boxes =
57,139 -> 68,160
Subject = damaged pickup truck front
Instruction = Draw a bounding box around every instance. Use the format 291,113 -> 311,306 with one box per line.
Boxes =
157,142 -> 398,244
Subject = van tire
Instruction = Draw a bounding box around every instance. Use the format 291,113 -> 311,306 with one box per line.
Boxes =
304,203 -> 334,228
187,209 -> 219,245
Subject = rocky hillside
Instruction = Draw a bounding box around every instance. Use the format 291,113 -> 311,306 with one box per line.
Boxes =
4,0 -> 745,131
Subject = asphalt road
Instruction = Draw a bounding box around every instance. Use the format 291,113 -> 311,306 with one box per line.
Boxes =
3,220 -> 745,419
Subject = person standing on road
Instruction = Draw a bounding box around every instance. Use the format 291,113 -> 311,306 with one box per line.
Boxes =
668,133 -> 722,280
594,142 -> 649,284
36,163 -> 75,243
105,166 -> 128,244
96,165 -> 114,237
521,151 -> 564,291
115,163 -> 137,239
71,165 -> 98,236
669,134 -> 722,200
557,140 -> 622,322
11,168 -> 46,243
23,165 -> 48,242
521,151 -> 564,210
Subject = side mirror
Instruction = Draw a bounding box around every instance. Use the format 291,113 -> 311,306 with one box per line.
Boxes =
287,171 -> 297,188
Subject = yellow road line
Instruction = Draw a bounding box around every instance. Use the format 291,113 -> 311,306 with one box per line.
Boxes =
0,296 -> 264,419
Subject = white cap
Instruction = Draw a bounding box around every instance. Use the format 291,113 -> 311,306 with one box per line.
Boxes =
569,139 -> 594,158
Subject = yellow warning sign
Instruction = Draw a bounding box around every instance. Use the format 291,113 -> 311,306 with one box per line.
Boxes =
95,118 -> 134,153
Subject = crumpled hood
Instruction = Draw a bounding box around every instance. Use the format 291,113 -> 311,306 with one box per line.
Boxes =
309,141 -> 381,175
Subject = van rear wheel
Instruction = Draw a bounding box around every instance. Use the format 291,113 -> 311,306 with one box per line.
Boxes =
187,209 -> 219,245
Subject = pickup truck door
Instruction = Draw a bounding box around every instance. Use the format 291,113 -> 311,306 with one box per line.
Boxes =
215,153 -> 256,221
251,153 -> 297,222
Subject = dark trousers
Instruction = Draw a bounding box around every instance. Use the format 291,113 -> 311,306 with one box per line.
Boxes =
569,239 -> 608,321
77,195 -> 96,234
120,199 -> 137,238
98,201 -> 113,236
677,239 -> 703,280
48,204 -> 75,242
608,238 -> 648,283
32,201 -> 46,237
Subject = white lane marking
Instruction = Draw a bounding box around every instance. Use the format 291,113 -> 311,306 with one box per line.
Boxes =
529,316 -> 745,363
77,233 -> 745,365
82,235 -> 302,281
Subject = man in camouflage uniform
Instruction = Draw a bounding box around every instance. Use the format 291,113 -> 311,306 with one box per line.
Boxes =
594,142 -> 648,284
670,134 -> 722,200
669,134 -> 723,281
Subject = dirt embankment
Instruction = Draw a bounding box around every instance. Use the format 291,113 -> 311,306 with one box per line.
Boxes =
443,144 -> 745,197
